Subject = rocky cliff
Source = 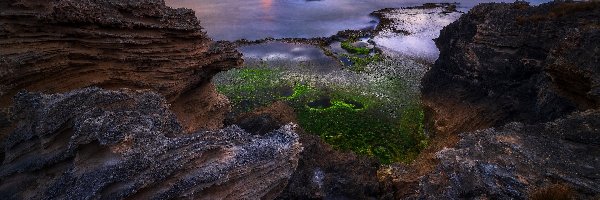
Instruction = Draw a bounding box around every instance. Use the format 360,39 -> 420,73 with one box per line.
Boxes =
0,0 -> 242,132
422,1 -> 600,136
0,0 -> 303,199
409,1 -> 600,199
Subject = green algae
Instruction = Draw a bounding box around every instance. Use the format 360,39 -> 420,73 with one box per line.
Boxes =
215,68 -> 283,112
344,53 -> 382,72
295,93 -> 426,164
215,65 -> 427,164
341,40 -> 371,55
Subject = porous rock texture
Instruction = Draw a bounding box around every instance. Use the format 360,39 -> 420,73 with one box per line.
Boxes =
0,0 -> 242,132
418,109 -> 600,199
0,0 -> 303,199
398,1 -> 600,199
422,1 -> 600,136
0,88 -> 301,199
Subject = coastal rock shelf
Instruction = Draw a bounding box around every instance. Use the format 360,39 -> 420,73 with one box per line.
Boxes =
392,2 -> 600,199
0,0 -> 301,199
422,2 -> 600,136
0,0 -> 242,132
0,88 -> 301,199
372,4 -> 463,62
0,0 -> 599,199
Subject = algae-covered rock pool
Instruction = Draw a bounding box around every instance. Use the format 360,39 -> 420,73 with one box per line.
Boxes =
214,41 -> 429,163
209,3 -> 485,164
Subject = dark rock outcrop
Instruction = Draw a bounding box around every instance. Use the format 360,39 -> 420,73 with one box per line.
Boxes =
0,0 -> 303,199
422,1 -> 600,136
401,2 -> 600,199
0,0 -> 242,133
417,109 -> 600,199
278,133 -> 382,200
0,88 -> 301,199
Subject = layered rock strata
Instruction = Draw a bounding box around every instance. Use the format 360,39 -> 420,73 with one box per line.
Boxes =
399,2 -> 600,199
0,0 -> 304,199
0,88 -> 301,199
0,0 -> 242,132
422,1 -> 600,136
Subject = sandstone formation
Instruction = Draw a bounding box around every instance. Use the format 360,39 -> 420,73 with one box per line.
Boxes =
0,87 -> 301,199
0,0 -> 304,199
0,0 -> 242,132
422,1 -> 600,136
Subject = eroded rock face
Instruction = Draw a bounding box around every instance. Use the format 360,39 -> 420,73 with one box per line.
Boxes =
417,109 -> 600,199
422,2 -> 600,135
0,0 -> 242,132
0,1 -> 301,198
401,2 -> 600,199
0,88 -> 301,199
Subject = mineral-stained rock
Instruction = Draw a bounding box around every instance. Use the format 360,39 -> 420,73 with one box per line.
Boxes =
0,88 -> 301,200
422,1 -> 600,136
416,109 -> 600,199
0,0 -> 242,132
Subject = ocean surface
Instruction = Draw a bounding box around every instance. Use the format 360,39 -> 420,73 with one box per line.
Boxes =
165,0 -> 551,41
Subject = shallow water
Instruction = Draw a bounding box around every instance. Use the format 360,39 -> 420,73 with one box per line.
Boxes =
165,0 -> 550,41
240,42 -> 337,66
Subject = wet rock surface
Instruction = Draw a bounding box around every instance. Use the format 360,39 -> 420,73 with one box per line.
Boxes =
0,88 -> 301,199
422,1 -> 600,136
0,0 -> 242,132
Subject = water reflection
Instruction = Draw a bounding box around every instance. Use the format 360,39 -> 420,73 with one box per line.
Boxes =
239,41 -> 340,72
165,0 -> 551,41
261,0 -> 273,21
261,0 -> 272,10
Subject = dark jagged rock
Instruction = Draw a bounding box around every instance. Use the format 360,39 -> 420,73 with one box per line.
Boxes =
0,0 -> 243,133
391,2 -> 600,199
278,133 -> 382,200
0,88 -> 301,199
0,1 -> 302,199
422,1 -> 600,136
416,109 -> 600,199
